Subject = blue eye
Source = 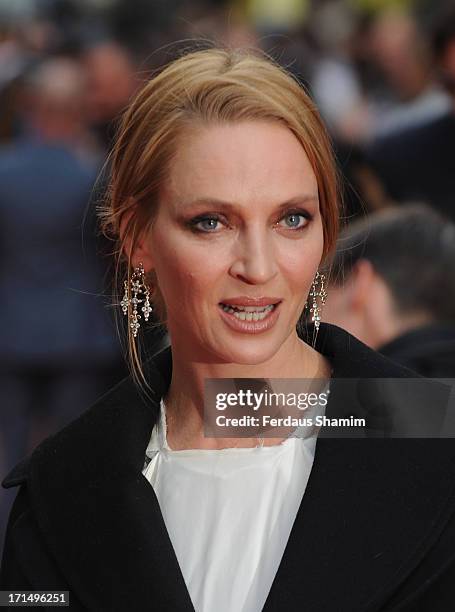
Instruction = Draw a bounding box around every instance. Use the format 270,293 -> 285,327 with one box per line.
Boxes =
193,217 -> 221,232
279,212 -> 309,229
197,217 -> 218,231
188,210 -> 311,233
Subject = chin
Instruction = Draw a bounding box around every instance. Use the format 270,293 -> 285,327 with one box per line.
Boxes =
213,335 -> 285,366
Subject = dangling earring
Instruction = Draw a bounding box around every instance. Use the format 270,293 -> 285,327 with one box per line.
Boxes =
120,262 -> 153,338
305,271 -> 327,347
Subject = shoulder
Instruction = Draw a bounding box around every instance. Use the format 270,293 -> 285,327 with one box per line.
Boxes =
1,347 -> 170,490
2,344 -> 171,493
0,368 -> 163,590
0,354 -> 169,598
309,322 -> 420,378
2,458 -> 30,489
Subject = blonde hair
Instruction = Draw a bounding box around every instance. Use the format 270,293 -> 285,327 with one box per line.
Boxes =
99,47 -> 341,390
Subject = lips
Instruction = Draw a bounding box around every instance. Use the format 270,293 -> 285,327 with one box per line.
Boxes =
218,299 -> 282,333
219,297 -> 282,308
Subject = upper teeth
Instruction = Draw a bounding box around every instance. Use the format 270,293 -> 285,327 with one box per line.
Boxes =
221,304 -> 275,312
221,303 -> 276,322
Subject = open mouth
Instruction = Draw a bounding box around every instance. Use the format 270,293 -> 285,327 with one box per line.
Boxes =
218,302 -> 280,322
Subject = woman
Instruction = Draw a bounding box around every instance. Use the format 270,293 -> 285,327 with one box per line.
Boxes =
1,48 -> 455,612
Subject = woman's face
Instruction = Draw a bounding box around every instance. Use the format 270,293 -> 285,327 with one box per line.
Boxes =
140,120 -> 324,364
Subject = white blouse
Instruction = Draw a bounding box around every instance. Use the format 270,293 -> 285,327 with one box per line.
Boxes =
142,397 -> 324,612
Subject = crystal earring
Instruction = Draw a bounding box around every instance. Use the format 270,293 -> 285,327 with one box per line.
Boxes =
120,262 -> 153,338
305,271 -> 327,346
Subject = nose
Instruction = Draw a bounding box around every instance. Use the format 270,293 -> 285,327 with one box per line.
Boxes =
229,225 -> 279,285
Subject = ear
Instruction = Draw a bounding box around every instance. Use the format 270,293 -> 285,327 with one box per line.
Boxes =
119,204 -> 155,272
349,258 -> 377,311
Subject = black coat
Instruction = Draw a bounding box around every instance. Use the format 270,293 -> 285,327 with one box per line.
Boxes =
379,323 -> 455,378
2,323 -> 455,611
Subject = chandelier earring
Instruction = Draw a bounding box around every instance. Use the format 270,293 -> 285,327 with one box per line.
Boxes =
120,262 -> 153,338
305,271 -> 327,347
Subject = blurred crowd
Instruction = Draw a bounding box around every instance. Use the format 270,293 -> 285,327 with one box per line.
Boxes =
1,0 -> 455,554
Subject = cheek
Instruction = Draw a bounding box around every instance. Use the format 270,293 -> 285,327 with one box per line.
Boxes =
277,230 -> 324,292
152,237 -> 223,310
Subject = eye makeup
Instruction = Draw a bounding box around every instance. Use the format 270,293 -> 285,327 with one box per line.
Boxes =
186,207 -> 313,234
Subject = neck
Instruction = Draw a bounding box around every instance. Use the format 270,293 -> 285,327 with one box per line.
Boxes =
163,331 -> 331,450
374,312 -> 434,350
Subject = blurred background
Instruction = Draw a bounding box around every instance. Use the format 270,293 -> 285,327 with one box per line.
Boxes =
1,0 -> 455,555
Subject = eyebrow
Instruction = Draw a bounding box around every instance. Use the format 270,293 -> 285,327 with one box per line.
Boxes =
178,195 -> 319,213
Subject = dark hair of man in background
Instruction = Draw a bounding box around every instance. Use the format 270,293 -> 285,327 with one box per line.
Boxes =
331,204 -> 455,321
329,204 -> 455,376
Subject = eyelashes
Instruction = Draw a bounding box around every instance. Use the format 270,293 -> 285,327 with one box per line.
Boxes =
279,211 -> 310,230
189,215 -> 223,232
188,209 -> 312,234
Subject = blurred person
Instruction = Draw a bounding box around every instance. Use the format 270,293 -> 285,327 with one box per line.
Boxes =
0,57 -> 123,553
312,55 -> 369,143
307,5 -> 450,144
2,48 -> 455,611
324,204 -> 455,376
365,6 -> 455,220
82,40 -> 138,150
303,4 -> 393,215
20,56 -> 101,157
309,0 -> 372,144
365,8 -> 451,137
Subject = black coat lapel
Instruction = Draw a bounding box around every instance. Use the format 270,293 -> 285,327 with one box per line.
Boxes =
26,323 -> 455,612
